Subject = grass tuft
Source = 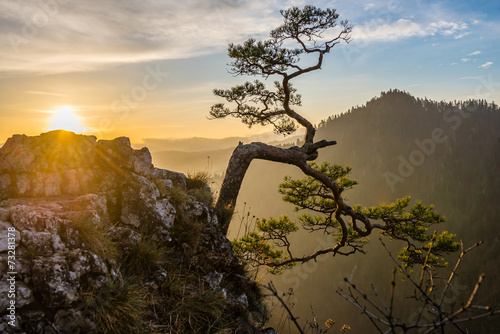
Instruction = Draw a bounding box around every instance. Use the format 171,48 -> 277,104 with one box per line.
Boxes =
121,236 -> 167,278
155,270 -> 234,333
168,186 -> 191,208
72,213 -> 118,260
82,278 -> 147,334
187,170 -> 215,207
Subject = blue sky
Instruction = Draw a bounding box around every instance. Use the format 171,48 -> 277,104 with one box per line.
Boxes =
0,0 -> 498,143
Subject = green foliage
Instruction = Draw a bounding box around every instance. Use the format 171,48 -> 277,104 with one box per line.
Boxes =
280,162 -> 357,213
168,186 -> 190,208
211,80 -> 301,135
232,215 -> 298,274
397,231 -> 461,268
227,5 -> 350,78
211,5 -> 351,135
355,199 -> 460,267
355,197 -> 446,242
270,6 -> 345,43
227,38 -> 302,77
82,278 -> 147,334
233,162 -> 460,272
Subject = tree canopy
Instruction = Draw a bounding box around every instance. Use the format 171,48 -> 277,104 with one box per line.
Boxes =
210,5 -> 351,143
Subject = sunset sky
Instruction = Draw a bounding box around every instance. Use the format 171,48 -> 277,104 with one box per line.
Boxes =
1,0 -> 499,145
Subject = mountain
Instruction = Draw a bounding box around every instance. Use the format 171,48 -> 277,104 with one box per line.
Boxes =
153,90 -> 500,333
0,130 -> 269,333
152,148 -> 234,176
139,132 -> 304,154
243,90 -> 500,333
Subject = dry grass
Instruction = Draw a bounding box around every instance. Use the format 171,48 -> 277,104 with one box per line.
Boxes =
72,214 -> 118,260
82,278 -> 147,334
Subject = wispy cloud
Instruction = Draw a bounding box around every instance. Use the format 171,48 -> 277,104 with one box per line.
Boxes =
0,0 -> 282,74
428,20 -> 469,39
363,3 -> 376,10
479,62 -> 493,69
0,0 -> 492,75
461,58 -> 470,62
468,50 -> 481,56
25,91 -> 67,97
353,19 -> 426,42
353,18 -> 469,42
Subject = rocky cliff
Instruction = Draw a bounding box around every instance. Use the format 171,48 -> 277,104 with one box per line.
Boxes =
0,130 -> 267,333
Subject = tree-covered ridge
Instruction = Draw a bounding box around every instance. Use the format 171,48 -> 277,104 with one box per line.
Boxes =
318,89 -> 499,130
316,89 -> 500,332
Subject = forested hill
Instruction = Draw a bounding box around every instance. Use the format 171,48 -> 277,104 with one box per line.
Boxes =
316,89 -> 500,261
315,89 -> 500,231
308,89 -> 500,332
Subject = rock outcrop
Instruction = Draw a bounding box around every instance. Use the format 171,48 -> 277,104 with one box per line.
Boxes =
0,130 -> 267,333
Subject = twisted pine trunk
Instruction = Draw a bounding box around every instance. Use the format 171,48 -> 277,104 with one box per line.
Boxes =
215,140 -> 337,233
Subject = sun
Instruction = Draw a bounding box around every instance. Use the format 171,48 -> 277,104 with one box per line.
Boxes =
47,106 -> 88,133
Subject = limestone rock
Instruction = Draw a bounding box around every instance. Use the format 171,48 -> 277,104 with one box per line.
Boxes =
0,131 -> 268,333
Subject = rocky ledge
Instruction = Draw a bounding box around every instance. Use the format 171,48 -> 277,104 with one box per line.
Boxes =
0,130 -> 267,333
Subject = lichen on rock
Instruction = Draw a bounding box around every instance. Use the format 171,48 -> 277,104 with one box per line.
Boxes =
0,130 -> 269,333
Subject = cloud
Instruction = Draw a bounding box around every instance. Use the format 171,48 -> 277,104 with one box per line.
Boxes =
353,19 -> 426,42
468,50 -> 481,56
353,17 -> 470,43
479,62 -> 493,69
461,58 -> 470,62
453,32 -> 470,39
25,91 -> 67,97
0,0 -> 282,74
363,3 -> 376,10
428,20 -> 468,38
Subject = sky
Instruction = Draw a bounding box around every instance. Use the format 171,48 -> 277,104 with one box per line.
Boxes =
0,0 -> 499,145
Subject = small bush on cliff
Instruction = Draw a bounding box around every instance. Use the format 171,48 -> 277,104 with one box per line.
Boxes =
187,170 -> 215,207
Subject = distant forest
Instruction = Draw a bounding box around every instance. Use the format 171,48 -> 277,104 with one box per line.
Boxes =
153,90 -> 500,332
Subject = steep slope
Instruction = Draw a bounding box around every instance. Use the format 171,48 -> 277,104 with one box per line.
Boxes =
0,130 -> 268,333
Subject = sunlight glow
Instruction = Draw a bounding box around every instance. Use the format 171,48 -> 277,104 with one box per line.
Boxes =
47,106 -> 88,133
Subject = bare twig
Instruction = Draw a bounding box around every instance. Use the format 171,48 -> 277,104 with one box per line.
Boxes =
337,238 -> 499,333
236,274 -> 304,334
